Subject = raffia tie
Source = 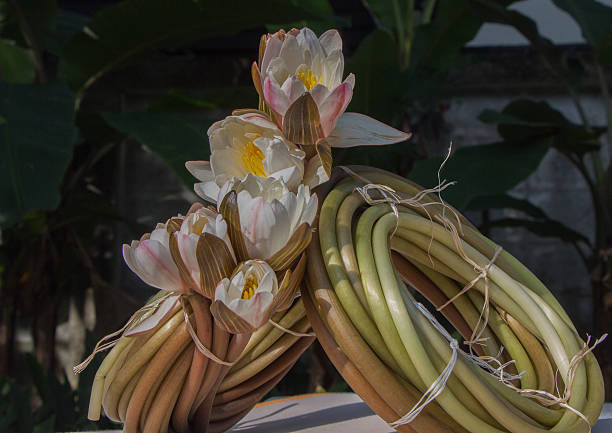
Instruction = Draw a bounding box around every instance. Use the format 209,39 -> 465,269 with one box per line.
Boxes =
73,292 -> 234,374
501,334 -> 606,432
390,302 -> 460,427
341,166 -> 457,239
180,296 -> 234,366
268,319 -> 315,337
436,228 -> 503,354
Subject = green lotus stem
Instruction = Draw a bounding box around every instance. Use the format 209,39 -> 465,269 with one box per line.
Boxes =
395,226 -> 539,337
102,309 -> 185,422
172,295 -> 213,433
233,310 -> 282,365
486,305 -> 537,390
396,211 -> 574,375
306,235 -> 457,433
409,259 -> 501,357
477,231 -> 576,330
391,233 -> 536,380
502,311 -> 555,393
319,181 -> 403,375
143,345 -> 193,433
88,336 -> 134,420
231,298 -> 306,372
354,204 -> 425,387
123,321 -> 192,433
392,212 -> 591,428
189,322 -> 230,419
118,365 -> 145,422
310,166 -> 604,433
336,191 -> 373,314
219,317 -> 311,392
369,211 -> 506,432
375,213 -> 596,433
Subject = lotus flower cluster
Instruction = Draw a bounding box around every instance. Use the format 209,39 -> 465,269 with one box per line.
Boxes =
124,26 -> 411,336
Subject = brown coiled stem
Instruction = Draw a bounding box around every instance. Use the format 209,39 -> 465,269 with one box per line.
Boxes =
172,296 -> 212,433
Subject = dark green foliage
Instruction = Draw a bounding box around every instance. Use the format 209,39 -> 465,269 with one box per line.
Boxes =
0,82 -> 76,228
409,139 -> 551,210
103,111 -> 215,186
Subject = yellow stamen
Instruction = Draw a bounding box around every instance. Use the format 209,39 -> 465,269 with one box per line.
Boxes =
241,276 -> 258,300
241,139 -> 267,177
296,69 -> 321,91
191,217 -> 209,236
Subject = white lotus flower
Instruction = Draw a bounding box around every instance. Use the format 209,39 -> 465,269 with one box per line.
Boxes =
212,260 -> 278,332
186,112 -> 306,203
252,27 -> 412,149
254,27 -> 353,138
122,208 -> 234,296
218,174 -> 317,260
122,218 -> 188,292
174,207 -> 235,294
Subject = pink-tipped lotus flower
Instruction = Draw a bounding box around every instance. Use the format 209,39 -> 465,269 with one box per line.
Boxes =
122,207 -> 233,298
211,259 -> 278,333
252,27 -> 411,150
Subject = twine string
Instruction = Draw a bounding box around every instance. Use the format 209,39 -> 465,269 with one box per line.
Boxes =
390,301 -> 460,427
180,296 -> 234,366
268,319 -> 315,337
341,158 -> 598,428
73,292 -> 237,374
72,291 -> 174,374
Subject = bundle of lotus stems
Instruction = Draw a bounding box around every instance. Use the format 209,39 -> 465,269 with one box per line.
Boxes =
306,166 -> 605,433
86,295 -> 313,433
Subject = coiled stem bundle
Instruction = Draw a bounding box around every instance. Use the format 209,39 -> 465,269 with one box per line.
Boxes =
306,166 -> 604,433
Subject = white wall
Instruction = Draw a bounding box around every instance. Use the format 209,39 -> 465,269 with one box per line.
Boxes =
468,0 -> 612,47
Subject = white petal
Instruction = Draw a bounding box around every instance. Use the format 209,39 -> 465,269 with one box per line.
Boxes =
125,294 -> 180,337
310,84 -> 331,106
322,50 -> 344,88
185,160 -> 214,182
211,148 -> 247,179
261,36 -> 283,78
278,34 -> 303,73
281,75 -> 307,107
229,291 -> 274,328
122,240 -> 182,291
326,112 -> 411,148
267,199 -> 291,256
297,27 -> 324,61
301,192 -> 318,226
303,155 -> 329,189
266,57 -> 289,87
176,232 -> 201,290
258,270 -> 279,295
194,181 -> 220,204
264,77 -> 290,117
238,194 -> 275,258
318,81 -> 353,137
150,227 -> 170,246
238,112 -> 279,130
319,29 -> 342,55
271,166 -> 302,191
215,278 -> 231,303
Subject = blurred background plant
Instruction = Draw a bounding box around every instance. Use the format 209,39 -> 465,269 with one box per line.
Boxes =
0,0 -> 610,431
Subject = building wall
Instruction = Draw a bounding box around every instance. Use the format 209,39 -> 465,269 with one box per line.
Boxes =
445,94 -> 608,334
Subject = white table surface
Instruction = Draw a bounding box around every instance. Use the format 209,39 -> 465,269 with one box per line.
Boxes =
79,393 -> 612,433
